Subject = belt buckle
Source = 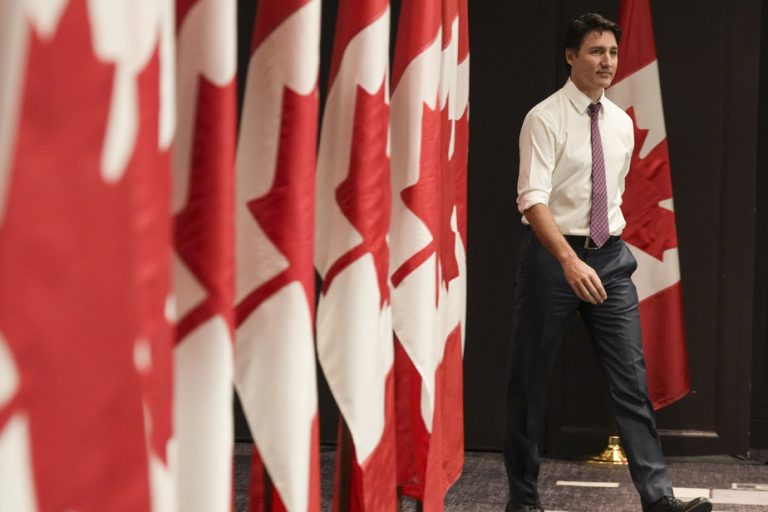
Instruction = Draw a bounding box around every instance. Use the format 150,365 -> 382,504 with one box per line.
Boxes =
584,237 -> 597,250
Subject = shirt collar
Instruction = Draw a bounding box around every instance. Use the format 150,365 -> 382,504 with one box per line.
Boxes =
564,78 -> 605,115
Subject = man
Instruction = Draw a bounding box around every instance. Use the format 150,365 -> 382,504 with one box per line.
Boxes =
503,13 -> 711,512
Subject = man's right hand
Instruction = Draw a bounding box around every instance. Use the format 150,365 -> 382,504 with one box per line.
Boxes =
561,255 -> 607,305
522,204 -> 608,305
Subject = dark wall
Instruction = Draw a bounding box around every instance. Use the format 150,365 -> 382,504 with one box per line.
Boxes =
752,0 -> 768,451
234,0 -> 766,456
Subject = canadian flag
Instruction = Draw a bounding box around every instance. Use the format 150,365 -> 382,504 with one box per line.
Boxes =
173,0 -> 236,510
389,0 -> 468,509
234,1 -> 321,511
314,0 -> 398,509
606,0 -> 690,408
0,1 -> 177,511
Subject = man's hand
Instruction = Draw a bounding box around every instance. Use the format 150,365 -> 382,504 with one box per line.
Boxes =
561,255 -> 607,304
523,204 -> 608,304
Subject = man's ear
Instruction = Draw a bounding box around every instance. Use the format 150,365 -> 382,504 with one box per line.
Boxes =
565,48 -> 575,66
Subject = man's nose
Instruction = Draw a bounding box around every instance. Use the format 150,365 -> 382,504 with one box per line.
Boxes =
600,53 -> 612,67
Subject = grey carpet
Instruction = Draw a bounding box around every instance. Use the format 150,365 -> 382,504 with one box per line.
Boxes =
234,443 -> 768,511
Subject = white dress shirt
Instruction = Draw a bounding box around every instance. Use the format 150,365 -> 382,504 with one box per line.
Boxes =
517,78 -> 634,236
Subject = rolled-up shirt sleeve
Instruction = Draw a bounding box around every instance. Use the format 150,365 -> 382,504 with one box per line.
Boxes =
517,111 -> 556,215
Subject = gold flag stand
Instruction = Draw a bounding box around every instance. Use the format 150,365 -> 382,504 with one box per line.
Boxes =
586,435 -> 628,466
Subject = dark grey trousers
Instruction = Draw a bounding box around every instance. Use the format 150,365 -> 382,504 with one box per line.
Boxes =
503,230 -> 673,509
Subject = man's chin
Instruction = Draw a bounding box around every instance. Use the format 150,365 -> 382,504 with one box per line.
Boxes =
599,79 -> 613,89
597,74 -> 614,86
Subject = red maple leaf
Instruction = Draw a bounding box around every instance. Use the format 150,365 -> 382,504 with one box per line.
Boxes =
622,107 -> 679,260
449,106 -> 469,249
174,77 -> 236,340
235,86 -> 318,324
320,82 -> 391,308
393,101 -> 459,305
0,1 -> 172,510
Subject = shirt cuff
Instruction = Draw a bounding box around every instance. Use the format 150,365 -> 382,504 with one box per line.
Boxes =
517,191 -> 549,215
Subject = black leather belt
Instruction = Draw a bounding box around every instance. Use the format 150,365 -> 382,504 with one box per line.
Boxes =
563,234 -> 621,249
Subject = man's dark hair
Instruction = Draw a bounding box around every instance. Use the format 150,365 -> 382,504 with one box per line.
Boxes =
564,13 -> 622,53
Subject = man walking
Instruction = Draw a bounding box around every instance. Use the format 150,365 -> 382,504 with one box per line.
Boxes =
503,13 -> 711,512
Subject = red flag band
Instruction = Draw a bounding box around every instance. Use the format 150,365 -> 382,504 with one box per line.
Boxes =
390,0 -> 468,509
173,0 -> 237,510
315,0 -> 398,509
0,1 -> 176,510
234,1 -> 322,511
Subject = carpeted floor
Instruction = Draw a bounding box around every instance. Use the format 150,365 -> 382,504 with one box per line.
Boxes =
234,444 -> 768,511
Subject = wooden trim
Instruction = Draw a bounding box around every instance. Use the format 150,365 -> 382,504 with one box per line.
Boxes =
656,430 -> 720,439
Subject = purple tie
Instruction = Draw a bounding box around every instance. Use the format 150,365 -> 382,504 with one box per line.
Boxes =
588,103 -> 610,248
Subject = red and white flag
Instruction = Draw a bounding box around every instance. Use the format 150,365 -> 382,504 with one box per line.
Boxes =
607,0 -> 690,408
173,0 -> 236,510
234,1 -> 321,511
314,0 -> 397,509
0,1 -> 177,510
389,0 -> 468,509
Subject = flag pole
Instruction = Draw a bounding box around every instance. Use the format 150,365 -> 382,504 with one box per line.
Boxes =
585,396 -> 627,466
263,467 -> 274,510
337,417 -> 354,512
585,435 -> 628,467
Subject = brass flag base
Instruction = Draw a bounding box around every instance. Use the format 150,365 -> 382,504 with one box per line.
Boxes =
586,435 -> 628,467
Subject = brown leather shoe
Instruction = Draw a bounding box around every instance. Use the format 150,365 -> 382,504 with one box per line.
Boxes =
645,496 -> 713,512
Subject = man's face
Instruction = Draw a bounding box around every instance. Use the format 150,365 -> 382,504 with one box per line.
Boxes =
566,30 -> 618,98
